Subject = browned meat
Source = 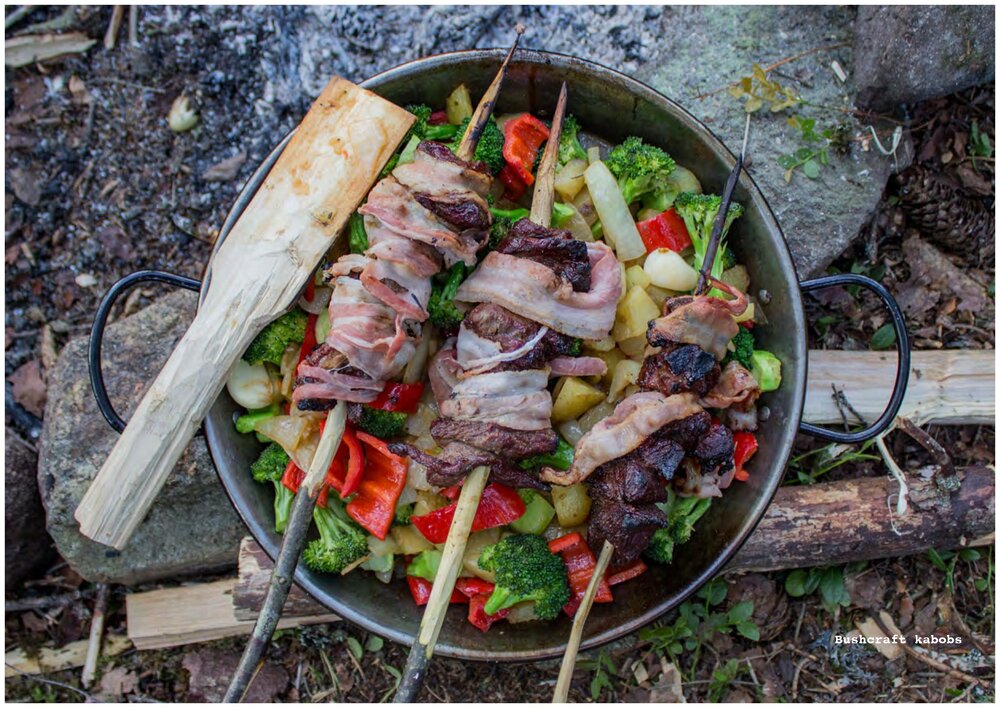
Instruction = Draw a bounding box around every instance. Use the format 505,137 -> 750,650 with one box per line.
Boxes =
414,140 -> 491,177
496,219 -> 591,292
660,411 -> 712,452
646,295 -> 741,360
429,418 -> 559,459
693,421 -> 735,476
388,441 -> 548,490
460,303 -> 578,372
589,432 -> 685,506
638,343 -> 720,397
415,193 -> 491,231
295,344 -> 380,410
588,498 -> 667,566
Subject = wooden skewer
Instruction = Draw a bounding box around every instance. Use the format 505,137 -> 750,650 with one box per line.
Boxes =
695,113 -> 751,296
553,540 -> 614,703
530,82 -> 569,226
224,401 -> 347,703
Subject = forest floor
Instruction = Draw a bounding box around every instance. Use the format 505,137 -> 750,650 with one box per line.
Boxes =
5,7 -> 994,703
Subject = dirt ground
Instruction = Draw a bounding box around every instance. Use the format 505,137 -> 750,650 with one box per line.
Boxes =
5,7 -> 995,704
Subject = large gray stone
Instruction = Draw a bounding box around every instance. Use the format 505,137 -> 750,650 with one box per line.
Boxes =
854,6 -> 994,110
6,429 -> 54,591
38,290 -> 247,585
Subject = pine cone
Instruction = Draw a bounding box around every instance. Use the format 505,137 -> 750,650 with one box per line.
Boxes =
894,165 -> 994,261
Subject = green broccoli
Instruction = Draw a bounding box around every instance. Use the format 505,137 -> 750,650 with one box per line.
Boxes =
301,497 -> 369,574
725,328 -> 755,369
673,192 -> 745,290
451,116 -> 505,173
551,202 -> 575,228
478,534 -> 570,619
605,136 -> 677,205
250,443 -> 294,534
349,212 -> 368,254
566,338 -> 583,357
519,438 -> 574,471
243,309 -> 308,367
236,402 -> 281,435
487,206 -> 529,250
427,262 -> 468,329
356,406 -> 408,439
406,104 -> 460,141
644,490 -> 712,565
393,502 -> 414,527
558,115 -> 587,166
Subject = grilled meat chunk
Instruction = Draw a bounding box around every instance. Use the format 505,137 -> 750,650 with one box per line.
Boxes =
693,421 -> 735,476
588,498 -> 667,566
388,441 -> 548,490
660,411 -> 712,452
496,219 -> 591,292
638,343 -> 720,397
429,418 -> 559,459
458,303 -> 579,373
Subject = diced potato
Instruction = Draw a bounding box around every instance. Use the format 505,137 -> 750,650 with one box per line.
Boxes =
619,335 -> 647,359
572,187 -> 598,226
557,419 -> 585,446
551,484 -> 592,527
462,527 -> 501,581
391,525 -> 434,555
413,489 -> 448,517
608,359 -> 642,402
505,602 -> 541,624
368,534 -> 400,558
646,285 -> 677,310
554,158 -> 589,202
552,376 -> 606,423
625,264 -> 651,291
596,347 -> 627,386
445,84 -> 473,124
577,400 -> 617,434
584,334 -> 617,353
587,146 -> 601,165
721,265 -> 750,295
614,286 -> 660,342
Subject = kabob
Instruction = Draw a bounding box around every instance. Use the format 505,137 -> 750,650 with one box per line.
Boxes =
224,28 -> 524,703
391,82 -> 625,701
551,115 -> 756,703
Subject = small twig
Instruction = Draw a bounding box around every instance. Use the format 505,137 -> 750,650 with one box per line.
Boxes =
103,6 -> 124,50
4,5 -> 35,30
4,663 -> 94,701
875,424 -> 909,522
895,417 -> 957,489
553,540 -> 614,703
81,583 -> 110,688
127,4 -> 138,47
869,613 -> 984,685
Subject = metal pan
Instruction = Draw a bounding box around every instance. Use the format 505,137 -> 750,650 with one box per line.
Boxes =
89,49 -> 909,661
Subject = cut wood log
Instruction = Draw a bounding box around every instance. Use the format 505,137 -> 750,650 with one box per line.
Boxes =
234,537 -> 327,621
75,77 -> 414,550
232,467 -> 995,617
5,635 -> 130,677
125,579 -> 338,650
804,350 -> 994,426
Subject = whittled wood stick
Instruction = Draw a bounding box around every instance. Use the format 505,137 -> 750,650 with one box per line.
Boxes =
530,82 -> 568,227
225,402 -> 346,703
75,77 -> 413,550
80,583 -> 109,688
553,540 -> 614,703
395,465 -> 489,702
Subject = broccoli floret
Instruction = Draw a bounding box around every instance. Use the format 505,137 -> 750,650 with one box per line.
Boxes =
243,309 -> 308,366
486,207 -> 529,250
406,104 -> 460,141
725,328 -> 755,369
605,136 -> 677,205
250,443 -> 290,483
478,534 -> 570,620
551,202 -> 575,228
393,502 -> 414,527
673,192 -> 745,287
274,482 -> 294,534
558,115 -> 587,165
236,402 -> 281,435
349,212 -> 368,254
356,406 -> 408,439
519,437 -> 575,471
645,490 -> 712,565
566,338 -> 583,357
451,116 -> 505,173
302,498 -> 368,574
428,262 -> 468,329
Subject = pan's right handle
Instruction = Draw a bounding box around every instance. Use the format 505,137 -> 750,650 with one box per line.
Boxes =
89,270 -> 201,433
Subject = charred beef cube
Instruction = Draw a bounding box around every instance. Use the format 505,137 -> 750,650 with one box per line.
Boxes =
693,422 -> 735,476
588,498 -> 667,566
496,219 -> 591,292
638,344 -> 720,397
429,417 -> 559,460
661,411 -> 712,453
461,303 -> 580,371
415,193 -> 491,232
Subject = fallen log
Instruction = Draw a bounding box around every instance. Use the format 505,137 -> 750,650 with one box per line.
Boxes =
231,467 -> 995,619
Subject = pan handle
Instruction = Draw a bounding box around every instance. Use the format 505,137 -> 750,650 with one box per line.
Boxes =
89,270 -> 201,433
798,273 -> 910,444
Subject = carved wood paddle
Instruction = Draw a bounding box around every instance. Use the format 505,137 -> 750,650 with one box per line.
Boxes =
74,77 -> 415,550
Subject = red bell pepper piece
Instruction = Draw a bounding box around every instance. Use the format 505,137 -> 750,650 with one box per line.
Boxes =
498,163 -> 528,201
410,483 -> 526,544
467,592 -> 509,632
345,431 -> 407,540
440,484 -> 461,501
607,559 -> 648,586
406,576 -> 467,606
548,533 -> 613,616
338,426 -> 366,498
732,431 -> 758,482
637,208 -> 692,254
370,382 -> 424,414
501,114 -> 550,187
428,109 -> 449,126
455,577 -> 495,598
281,460 -> 304,494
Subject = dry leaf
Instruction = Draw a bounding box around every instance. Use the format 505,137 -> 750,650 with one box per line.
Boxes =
8,359 -> 46,417
855,616 -> 904,660
9,167 -> 42,206
99,665 -> 139,697
650,658 -> 685,703
68,75 -> 91,104
5,32 -> 97,68
202,151 -> 247,182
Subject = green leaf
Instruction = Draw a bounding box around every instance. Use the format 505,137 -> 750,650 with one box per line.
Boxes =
959,549 -> 981,562
777,154 -> 797,169
795,147 -> 813,161
728,601 -> 754,623
346,636 -> 364,660
870,323 -> 897,351
365,635 -> 384,653
785,569 -> 809,597
736,621 -> 760,641
975,578 -> 988,591
802,159 -> 820,179
818,566 -> 850,611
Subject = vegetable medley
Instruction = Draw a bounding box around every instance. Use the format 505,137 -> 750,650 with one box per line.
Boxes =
228,83 -> 782,632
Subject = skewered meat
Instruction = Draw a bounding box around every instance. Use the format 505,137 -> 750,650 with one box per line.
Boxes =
439,368 -> 553,431
496,219 -> 591,292
646,296 -> 741,361
701,360 -> 760,410
294,344 -> 383,409
587,498 -> 667,566
588,432 -> 684,506
548,355 -> 607,377
638,343 -> 720,397
455,240 -> 623,340
540,392 -> 703,485
388,441 -> 548,490
458,303 -> 580,374
429,418 -> 559,459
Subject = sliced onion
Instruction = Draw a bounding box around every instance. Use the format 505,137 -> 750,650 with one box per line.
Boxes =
584,161 -> 646,262
298,286 -> 331,315
255,414 -> 319,469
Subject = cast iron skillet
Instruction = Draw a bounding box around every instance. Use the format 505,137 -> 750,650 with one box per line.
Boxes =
88,50 -> 909,661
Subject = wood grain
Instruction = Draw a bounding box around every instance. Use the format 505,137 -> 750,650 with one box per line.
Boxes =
75,76 -> 414,550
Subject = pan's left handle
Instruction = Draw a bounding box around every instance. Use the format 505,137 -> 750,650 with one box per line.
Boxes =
89,270 -> 201,433
798,273 -> 911,444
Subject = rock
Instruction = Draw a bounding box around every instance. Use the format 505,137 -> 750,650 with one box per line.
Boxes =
854,6 -> 994,110
38,290 -> 247,584
182,647 -> 288,702
6,429 -> 54,590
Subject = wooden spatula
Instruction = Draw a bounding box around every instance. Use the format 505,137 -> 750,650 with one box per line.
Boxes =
75,76 -> 415,550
